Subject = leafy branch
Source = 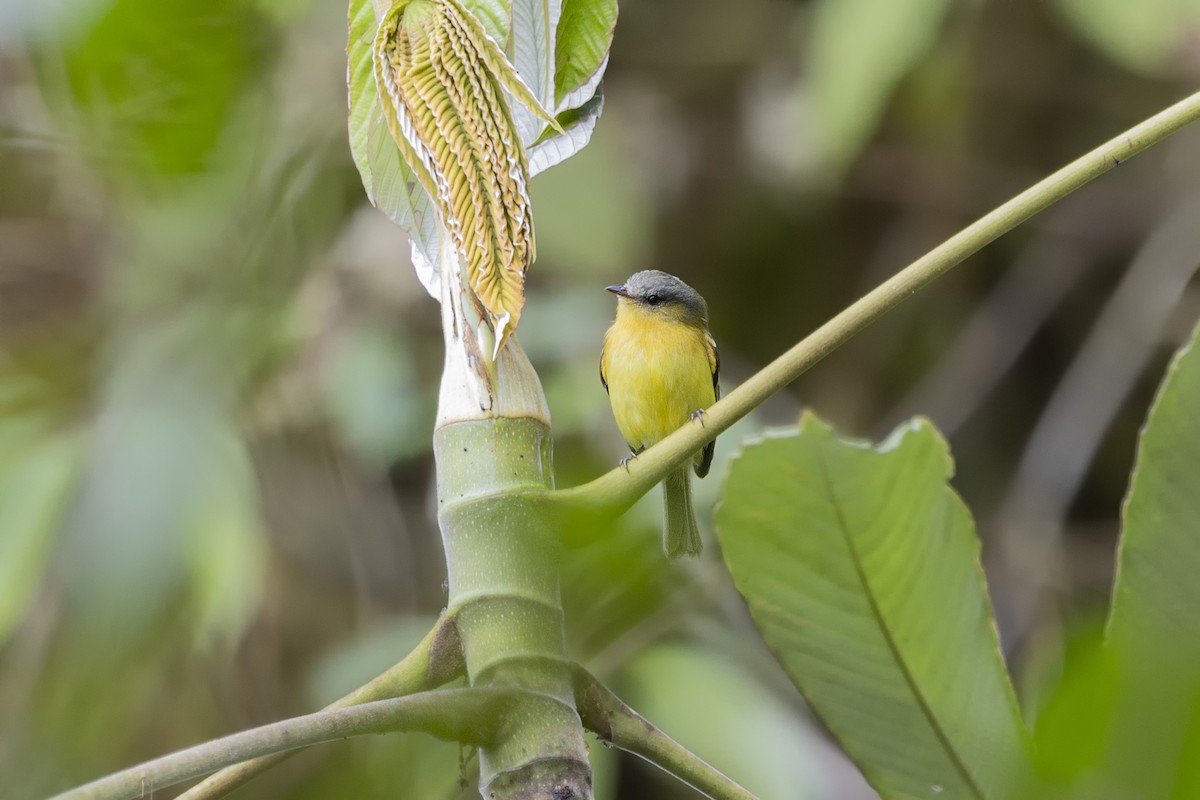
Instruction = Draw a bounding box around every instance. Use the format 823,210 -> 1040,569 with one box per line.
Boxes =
540,87 -> 1200,526
53,663 -> 755,800
54,84 -> 1200,800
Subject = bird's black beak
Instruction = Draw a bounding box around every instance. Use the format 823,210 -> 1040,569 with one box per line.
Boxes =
606,284 -> 630,297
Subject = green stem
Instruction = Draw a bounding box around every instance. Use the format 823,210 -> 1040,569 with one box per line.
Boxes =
51,688 -> 515,800
541,87 -> 1200,523
573,668 -> 758,800
176,615 -> 464,800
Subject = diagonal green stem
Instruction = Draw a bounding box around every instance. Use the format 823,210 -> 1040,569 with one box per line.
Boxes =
573,668 -> 758,800
50,688 -> 517,800
176,614 -> 463,800
539,87 -> 1200,524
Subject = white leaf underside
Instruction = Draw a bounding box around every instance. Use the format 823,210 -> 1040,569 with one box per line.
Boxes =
353,0 -> 608,302
527,89 -> 603,176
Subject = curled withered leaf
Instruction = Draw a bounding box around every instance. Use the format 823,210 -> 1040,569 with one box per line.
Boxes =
373,0 -> 562,355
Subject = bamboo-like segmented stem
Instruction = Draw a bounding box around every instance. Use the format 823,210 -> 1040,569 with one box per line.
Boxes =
433,228 -> 590,798
540,87 -> 1200,524
435,418 -> 591,799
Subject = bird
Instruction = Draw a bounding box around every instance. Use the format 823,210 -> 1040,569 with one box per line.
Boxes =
600,270 -> 720,558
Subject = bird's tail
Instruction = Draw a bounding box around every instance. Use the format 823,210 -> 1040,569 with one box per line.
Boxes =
663,468 -> 702,558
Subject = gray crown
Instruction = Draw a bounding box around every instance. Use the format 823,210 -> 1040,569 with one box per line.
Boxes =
621,270 -> 708,322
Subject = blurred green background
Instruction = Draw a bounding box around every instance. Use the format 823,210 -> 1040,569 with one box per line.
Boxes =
1,0 -> 1199,797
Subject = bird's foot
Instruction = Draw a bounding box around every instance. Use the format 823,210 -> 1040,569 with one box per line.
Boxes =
619,448 -> 644,471
689,408 -> 708,426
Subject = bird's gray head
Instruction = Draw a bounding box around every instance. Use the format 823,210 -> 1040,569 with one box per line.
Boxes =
606,270 -> 708,324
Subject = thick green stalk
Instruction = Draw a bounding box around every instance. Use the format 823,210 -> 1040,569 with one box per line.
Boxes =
435,241 -> 591,798
438,421 -> 589,797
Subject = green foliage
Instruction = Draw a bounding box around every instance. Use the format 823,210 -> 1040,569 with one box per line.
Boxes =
553,0 -> 618,106
9,0 -> 354,667
182,427 -> 266,645
348,0 -> 441,269
1090,318 -> 1200,798
1021,620 -> 1193,799
805,0 -> 953,173
619,643 -> 834,800
371,0 -> 558,349
528,123 -> 653,275
59,0 -> 269,181
1055,0 -> 1200,75
0,418 -> 80,644
58,351 -> 261,639
301,618 -> 467,799
1109,319 -> 1200,660
715,322 -> 1200,799
1027,622 -> 1119,787
801,0 -> 1200,173
717,414 -> 1032,799
323,319 -> 430,465
11,0 -> 1200,797
462,0 -> 510,44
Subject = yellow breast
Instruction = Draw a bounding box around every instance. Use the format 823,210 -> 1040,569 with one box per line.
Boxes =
601,308 -> 717,453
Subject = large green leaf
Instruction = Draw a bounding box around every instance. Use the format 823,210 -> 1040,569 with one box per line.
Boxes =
1092,320 -> 1200,798
716,412 -> 1032,800
1109,319 -> 1200,657
347,0 -> 442,283
554,0 -> 617,106
463,0 -> 510,43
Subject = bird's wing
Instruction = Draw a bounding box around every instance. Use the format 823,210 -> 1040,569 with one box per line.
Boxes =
599,342 -> 610,394
708,332 -> 720,401
695,332 -> 719,479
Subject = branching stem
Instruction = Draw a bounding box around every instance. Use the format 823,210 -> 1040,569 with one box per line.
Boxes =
573,668 -> 758,800
51,688 -> 516,800
175,614 -> 463,800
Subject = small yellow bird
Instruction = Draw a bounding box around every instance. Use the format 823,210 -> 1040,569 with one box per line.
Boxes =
600,270 -> 720,558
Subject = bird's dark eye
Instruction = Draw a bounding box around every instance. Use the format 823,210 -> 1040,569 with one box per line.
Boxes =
645,294 -> 661,306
